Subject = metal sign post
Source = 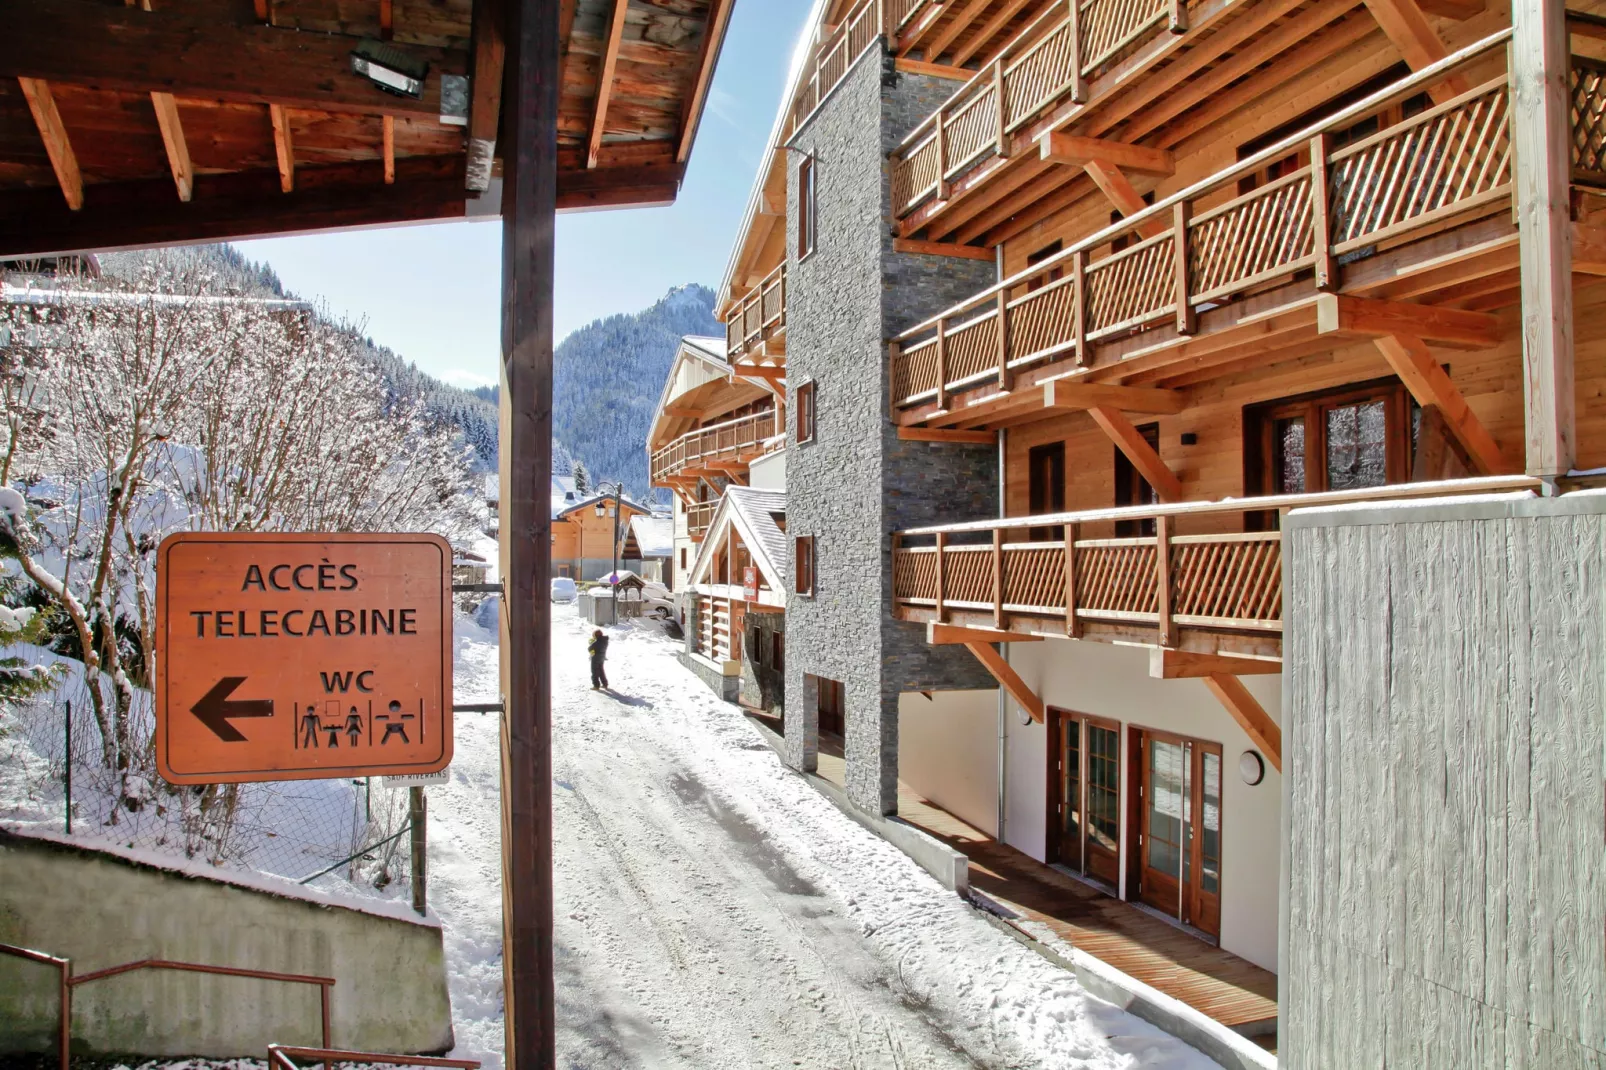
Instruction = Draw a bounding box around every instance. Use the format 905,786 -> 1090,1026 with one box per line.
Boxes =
153,532 -> 453,784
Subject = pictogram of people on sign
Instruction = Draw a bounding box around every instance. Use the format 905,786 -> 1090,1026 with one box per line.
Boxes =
294,697 -> 425,749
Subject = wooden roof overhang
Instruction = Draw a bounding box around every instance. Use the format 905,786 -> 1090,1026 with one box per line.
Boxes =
891,0 -> 1508,251
0,0 -> 734,257
647,370 -> 772,451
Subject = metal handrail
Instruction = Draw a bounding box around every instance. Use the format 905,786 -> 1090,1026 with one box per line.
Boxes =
0,942 -> 69,1070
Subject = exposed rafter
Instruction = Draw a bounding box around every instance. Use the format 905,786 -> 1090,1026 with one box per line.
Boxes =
588,0 -> 632,169
150,92 -> 194,201
17,77 -> 82,211
269,103 -> 294,193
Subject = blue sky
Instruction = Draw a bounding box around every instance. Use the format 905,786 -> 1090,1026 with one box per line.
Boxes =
234,0 -> 813,390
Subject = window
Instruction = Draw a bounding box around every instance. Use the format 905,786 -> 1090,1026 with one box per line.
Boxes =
794,535 -> 815,596
1246,378 -> 1415,499
1113,423 -> 1161,537
1027,441 -> 1065,541
811,674 -> 845,737
1026,240 -> 1064,291
798,156 -> 817,259
796,381 -> 816,444
679,547 -> 687,570
771,632 -> 784,673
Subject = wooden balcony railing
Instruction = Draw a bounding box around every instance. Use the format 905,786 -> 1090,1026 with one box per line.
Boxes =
889,0 -> 1179,216
890,32 -> 1519,409
892,476 -> 1541,652
650,407 -> 779,485
725,263 -> 787,362
687,498 -> 719,541
789,0 -> 897,137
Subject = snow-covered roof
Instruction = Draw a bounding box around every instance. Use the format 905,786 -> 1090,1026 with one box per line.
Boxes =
682,335 -> 728,362
688,487 -> 787,605
555,491 -> 648,521
551,474 -> 578,519
629,515 -> 674,557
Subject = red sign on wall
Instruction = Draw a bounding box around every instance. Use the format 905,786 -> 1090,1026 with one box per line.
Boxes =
742,565 -> 759,601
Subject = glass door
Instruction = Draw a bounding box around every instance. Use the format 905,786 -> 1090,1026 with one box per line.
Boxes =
1138,730 -> 1223,937
1050,711 -> 1121,889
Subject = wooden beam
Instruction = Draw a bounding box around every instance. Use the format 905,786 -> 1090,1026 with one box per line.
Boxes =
894,57 -> 976,81
0,1 -> 462,120
898,426 -> 997,444
1372,334 -> 1508,475
466,0 -> 506,191
587,0 -> 630,170
922,0 -> 995,62
1081,160 -> 1168,239
731,362 -> 787,381
17,78 -> 83,211
1044,379 -> 1187,414
1040,133 -> 1174,175
1314,293 -> 1501,347
1151,649 -> 1280,678
952,0 -> 1038,65
269,103 -> 294,193
1086,405 -> 1184,500
149,92 -> 194,201
1417,0 -> 1483,17
1202,672 -> 1281,773
382,114 -> 396,185
965,641 -> 1045,722
662,406 -> 702,418
1514,0 -> 1574,478
676,0 -> 734,163
1361,0 -> 1472,102
929,623 -> 1043,644
893,237 -> 996,261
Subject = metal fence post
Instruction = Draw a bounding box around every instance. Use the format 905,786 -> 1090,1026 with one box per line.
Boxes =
63,700 -> 71,835
409,786 -> 427,915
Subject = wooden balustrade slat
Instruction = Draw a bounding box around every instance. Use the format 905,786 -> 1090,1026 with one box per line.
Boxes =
1064,523 -> 1081,637
992,529 -> 1004,627
1155,516 -> 1171,647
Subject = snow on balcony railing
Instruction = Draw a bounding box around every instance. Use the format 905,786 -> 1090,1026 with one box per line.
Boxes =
889,32 -> 1516,409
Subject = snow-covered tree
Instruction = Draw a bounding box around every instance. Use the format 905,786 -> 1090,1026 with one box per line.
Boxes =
571,458 -> 591,495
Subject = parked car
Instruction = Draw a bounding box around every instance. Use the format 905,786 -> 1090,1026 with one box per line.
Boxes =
641,581 -> 674,619
551,576 -> 577,603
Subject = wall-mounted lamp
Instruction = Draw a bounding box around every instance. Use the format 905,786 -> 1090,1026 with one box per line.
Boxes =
350,40 -> 428,99
1180,432 -> 1198,446
1239,750 -> 1266,786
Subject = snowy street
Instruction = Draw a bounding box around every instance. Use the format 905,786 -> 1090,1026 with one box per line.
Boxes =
432,606 -> 1218,1070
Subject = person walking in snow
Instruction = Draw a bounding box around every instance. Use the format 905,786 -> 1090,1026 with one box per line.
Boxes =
588,628 -> 610,690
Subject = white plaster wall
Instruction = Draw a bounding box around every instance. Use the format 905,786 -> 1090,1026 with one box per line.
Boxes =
749,448 -> 786,491
1002,639 -> 1282,974
898,689 -> 998,837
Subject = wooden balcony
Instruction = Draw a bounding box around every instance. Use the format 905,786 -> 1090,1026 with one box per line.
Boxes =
887,33 -> 1558,425
892,476 -> 1540,660
687,499 -> 719,542
789,0 -> 911,139
725,262 -> 787,372
650,407 -> 780,487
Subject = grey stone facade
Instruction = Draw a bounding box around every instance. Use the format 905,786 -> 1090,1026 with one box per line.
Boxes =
739,610 -> 785,713
782,45 -> 999,815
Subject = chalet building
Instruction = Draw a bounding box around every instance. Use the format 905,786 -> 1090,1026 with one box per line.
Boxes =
623,514 -> 674,587
700,0 -> 1606,1059
648,335 -> 788,703
551,491 -> 650,581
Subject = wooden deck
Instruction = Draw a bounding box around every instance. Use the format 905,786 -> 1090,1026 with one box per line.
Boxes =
810,735 -> 1279,1048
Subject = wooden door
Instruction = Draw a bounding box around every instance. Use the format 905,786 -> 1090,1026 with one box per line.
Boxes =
1137,730 -> 1223,937
1048,710 -> 1121,889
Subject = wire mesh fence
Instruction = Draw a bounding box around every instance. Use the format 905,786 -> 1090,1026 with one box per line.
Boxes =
0,656 -> 418,905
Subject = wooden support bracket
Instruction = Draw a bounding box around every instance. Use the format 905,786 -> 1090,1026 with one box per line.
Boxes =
1372,333 -> 1508,475
1315,293 -> 1501,348
965,641 -> 1046,723
893,237 -> 996,260
928,623 -> 1042,644
1080,159 -> 1168,239
1087,405 -> 1184,500
1040,133 -> 1176,175
17,78 -> 82,210
1150,649 -> 1281,678
1202,672 -> 1281,773
1361,0 -> 1473,102
1044,378 -> 1186,414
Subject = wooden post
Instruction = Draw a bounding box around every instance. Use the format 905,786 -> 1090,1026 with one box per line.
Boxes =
409,785 -> 427,915
1172,201 -> 1194,335
992,527 -> 1005,628
1309,133 -> 1336,291
1066,0 -> 1088,103
1071,247 -> 1089,365
1063,521 -> 1081,638
500,0 -> 559,1063
888,339 -> 902,418
1169,0 -> 1188,33
994,59 -> 1010,157
935,317 -> 950,411
1155,514 -> 1173,647
996,287 -> 1011,391
935,532 -> 948,624
936,108 -> 950,200
1513,0 -> 1575,478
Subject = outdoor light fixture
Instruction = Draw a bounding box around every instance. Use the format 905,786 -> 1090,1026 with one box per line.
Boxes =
350,39 -> 428,99
1239,750 -> 1266,786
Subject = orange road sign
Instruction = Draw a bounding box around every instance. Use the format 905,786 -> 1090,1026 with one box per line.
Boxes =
155,532 -> 453,785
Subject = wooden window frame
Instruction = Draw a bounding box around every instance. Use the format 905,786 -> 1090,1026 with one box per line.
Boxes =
1046,708 -> 1122,890
1244,376 -> 1415,504
798,155 -> 817,261
795,380 -> 816,445
1129,724 -> 1225,939
794,534 -> 815,597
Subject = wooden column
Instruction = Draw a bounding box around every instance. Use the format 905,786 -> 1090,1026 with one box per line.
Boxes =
1309,133 -> 1336,290
1066,0 -> 1088,102
1155,514 -> 1173,647
995,287 -> 1011,390
500,0 -> 558,1064
994,59 -> 1010,157
1512,0 -> 1574,477
1063,521 -> 1081,638
1071,248 -> 1088,365
992,528 -> 1005,628
935,532 -> 948,624
1172,201 -> 1193,335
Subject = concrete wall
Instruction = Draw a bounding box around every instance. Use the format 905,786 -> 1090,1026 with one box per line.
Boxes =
782,43 -> 998,815
898,689 -> 999,837
1001,640 -> 1282,973
749,448 -> 786,490
1282,491 -> 1606,1068
0,830 -> 452,1058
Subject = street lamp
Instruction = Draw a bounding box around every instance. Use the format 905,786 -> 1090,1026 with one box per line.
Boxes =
594,481 -> 624,581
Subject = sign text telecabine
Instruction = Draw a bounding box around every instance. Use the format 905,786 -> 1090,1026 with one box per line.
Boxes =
154,532 -> 452,784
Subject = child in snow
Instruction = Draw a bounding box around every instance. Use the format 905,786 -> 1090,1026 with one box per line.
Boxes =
588,628 -> 609,690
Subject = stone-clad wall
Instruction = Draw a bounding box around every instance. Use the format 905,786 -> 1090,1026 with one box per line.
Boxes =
783,44 -> 997,814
